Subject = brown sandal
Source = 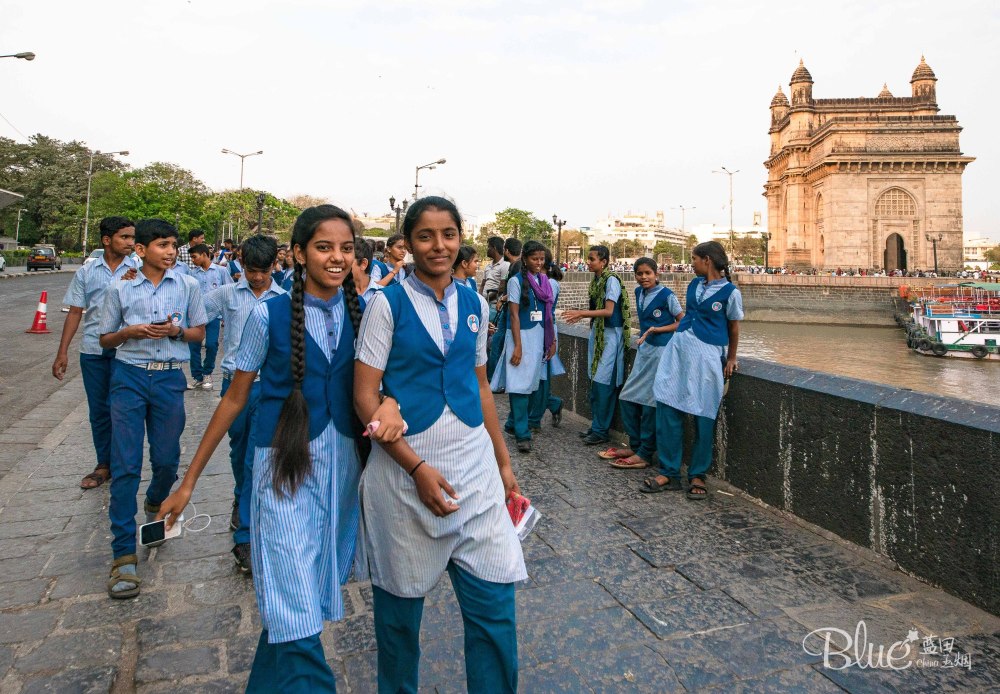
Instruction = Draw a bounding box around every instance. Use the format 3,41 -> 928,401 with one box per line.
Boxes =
81,466 -> 111,490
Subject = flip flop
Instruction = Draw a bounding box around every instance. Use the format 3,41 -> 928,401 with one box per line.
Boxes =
639,476 -> 682,493
610,457 -> 649,469
686,480 -> 709,501
81,466 -> 111,490
597,447 -> 634,460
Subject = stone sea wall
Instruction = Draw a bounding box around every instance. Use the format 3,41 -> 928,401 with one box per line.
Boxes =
550,322 -> 1000,615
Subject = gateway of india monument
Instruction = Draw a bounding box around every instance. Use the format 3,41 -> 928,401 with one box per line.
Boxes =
764,57 -> 974,272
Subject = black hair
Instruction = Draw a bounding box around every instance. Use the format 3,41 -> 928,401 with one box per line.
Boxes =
589,245 -> 610,265
401,196 -> 463,241
504,237 -> 522,257
386,233 -> 406,249
189,243 -> 211,257
487,236 -> 504,256
134,219 -> 179,246
223,238 -> 234,247
452,244 -> 478,271
271,204 -> 361,496
519,240 -> 548,306
692,241 -> 731,281
633,256 -> 658,275
99,216 -> 134,240
544,247 -> 564,281
188,229 -> 205,243
240,234 -> 278,270
355,238 -> 374,274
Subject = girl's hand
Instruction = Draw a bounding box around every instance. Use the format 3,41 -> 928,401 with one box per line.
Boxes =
488,323 -> 497,336
724,358 -> 739,378
562,310 -> 583,324
636,329 -> 651,346
412,464 -> 460,517
510,344 -> 522,366
370,397 -> 404,443
546,341 -> 557,361
498,460 -> 521,498
393,258 -> 405,272
156,487 -> 191,530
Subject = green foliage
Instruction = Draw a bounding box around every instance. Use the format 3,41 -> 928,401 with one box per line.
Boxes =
610,239 -> 646,259
492,208 -> 554,243
985,245 -> 1000,264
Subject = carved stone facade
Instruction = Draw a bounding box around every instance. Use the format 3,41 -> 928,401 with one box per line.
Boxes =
764,58 -> 974,271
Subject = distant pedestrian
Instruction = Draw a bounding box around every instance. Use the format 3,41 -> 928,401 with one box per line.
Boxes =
480,236 -> 509,311
452,244 -> 480,292
98,218 -> 207,599
527,247 -> 566,431
352,238 -> 380,311
176,228 -> 205,270
644,241 -> 743,499
52,216 -> 139,490
376,233 -> 409,286
187,243 -> 233,390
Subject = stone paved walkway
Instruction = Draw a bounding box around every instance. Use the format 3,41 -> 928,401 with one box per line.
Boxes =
0,381 -> 998,692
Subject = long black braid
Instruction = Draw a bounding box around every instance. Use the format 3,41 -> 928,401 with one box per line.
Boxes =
693,241 -> 732,282
342,266 -> 362,335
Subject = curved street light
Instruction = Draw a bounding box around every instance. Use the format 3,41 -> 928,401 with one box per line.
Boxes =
414,158 -> 446,200
0,52 -> 36,61
221,148 -> 264,190
712,166 -> 739,248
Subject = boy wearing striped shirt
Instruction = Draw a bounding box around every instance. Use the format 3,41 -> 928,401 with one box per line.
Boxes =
187,243 -> 233,389
98,218 -> 207,599
202,235 -> 286,573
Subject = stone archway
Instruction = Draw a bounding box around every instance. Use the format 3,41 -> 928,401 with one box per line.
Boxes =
884,233 -> 906,271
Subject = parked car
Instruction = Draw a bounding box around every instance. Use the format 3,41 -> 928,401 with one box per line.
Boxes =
84,249 -> 104,265
26,246 -> 62,271
0,255 -> 6,272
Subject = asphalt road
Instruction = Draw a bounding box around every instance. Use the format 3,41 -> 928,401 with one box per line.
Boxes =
0,271 -> 76,431
2,266 -> 67,274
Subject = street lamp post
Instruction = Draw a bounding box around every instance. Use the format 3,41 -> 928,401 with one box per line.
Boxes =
761,231 -> 771,271
672,205 -> 696,264
0,52 -> 35,61
15,208 -> 27,246
83,149 -> 129,257
221,149 -> 263,189
712,166 -> 739,249
926,233 -> 943,275
389,196 -> 409,232
552,215 -> 566,264
414,158 -> 446,201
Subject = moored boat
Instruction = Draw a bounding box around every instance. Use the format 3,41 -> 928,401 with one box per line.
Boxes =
900,283 -> 1000,360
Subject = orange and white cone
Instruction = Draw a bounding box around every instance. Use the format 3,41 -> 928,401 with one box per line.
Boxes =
25,291 -> 51,334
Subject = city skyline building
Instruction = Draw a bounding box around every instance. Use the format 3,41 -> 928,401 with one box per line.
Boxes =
764,57 -> 974,272
588,210 -> 688,254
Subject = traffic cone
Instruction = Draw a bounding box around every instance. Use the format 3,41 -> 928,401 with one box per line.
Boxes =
25,291 -> 51,334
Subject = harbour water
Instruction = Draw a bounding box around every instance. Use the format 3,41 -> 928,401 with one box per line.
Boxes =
739,322 -> 1000,408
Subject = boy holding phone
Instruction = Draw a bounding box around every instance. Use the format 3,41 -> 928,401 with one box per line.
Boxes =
99,218 -> 207,599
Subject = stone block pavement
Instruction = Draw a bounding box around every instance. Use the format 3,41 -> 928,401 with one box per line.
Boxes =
0,379 -> 998,692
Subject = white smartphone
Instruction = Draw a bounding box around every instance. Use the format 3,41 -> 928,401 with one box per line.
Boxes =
139,516 -> 183,546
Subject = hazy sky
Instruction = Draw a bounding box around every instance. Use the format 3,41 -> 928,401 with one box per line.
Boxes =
2,0 -> 997,238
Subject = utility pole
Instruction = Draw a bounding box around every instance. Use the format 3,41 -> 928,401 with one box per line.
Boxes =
672,205 -> 695,264
552,215 -> 566,264
713,167 -> 739,250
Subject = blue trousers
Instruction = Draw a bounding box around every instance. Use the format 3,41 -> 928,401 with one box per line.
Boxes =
108,364 -> 185,558
486,305 -> 508,384
188,318 -> 221,380
506,393 -> 531,441
79,349 -> 116,467
655,402 -> 716,480
620,399 -> 656,462
373,562 -> 517,694
528,367 -> 562,427
246,629 -> 336,693
588,373 -> 619,439
220,377 -> 261,545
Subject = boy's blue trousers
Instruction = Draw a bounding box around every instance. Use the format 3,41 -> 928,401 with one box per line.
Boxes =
188,317 -> 220,381
79,349 -> 116,467
108,363 -> 185,558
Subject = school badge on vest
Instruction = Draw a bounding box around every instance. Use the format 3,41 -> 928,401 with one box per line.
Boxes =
711,302 -> 723,312
467,314 -> 480,333
652,309 -> 662,318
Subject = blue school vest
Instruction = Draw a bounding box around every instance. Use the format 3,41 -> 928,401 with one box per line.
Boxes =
635,286 -> 677,347
256,293 -> 356,445
676,278 -> 736,346
373,259 -> 396,285
381,283 -> 483,435
514,275 -> 543,327
589,276 -> 623,328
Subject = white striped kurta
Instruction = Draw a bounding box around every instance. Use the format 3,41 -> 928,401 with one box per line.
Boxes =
356,277 -> 527,598
236,295 -> 361,643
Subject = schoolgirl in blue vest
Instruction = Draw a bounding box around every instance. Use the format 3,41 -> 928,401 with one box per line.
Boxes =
563,245 -> 630,445
355,196 -> 527,694
490,240 -> 553,452
644,241 -> 743,499
452,244 -> 480,293
374,232 -> 408,286
606,257 -> 683,469
528,247 -> 566,430
157,205 -> 402,692
352,238 -> 380,312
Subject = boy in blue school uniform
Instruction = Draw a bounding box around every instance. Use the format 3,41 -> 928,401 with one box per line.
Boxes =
202,235 -> 285,573
187,243 -> 233,389
99,218 -> 207,599
53,216 -> 139,490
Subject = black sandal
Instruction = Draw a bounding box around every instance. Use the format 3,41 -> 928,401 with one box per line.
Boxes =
639,476 -> 682,493
686,479 -> 709,501
81,466 -> 111,490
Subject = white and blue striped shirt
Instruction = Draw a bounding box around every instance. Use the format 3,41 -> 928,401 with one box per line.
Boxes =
62,254 -> 139,355
203,278 -> 286,375
99,268 -> 208,365
190,262 -> 232,295
236,291 -> 345,373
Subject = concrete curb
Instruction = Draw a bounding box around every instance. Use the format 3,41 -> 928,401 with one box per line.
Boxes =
0,269 -> 76,280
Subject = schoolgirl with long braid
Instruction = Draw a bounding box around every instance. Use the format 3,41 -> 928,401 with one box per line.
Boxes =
644,241 -> 742,498
355,196 -> 526,694
158,205 -> 402,692
563,244 -> 630,446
